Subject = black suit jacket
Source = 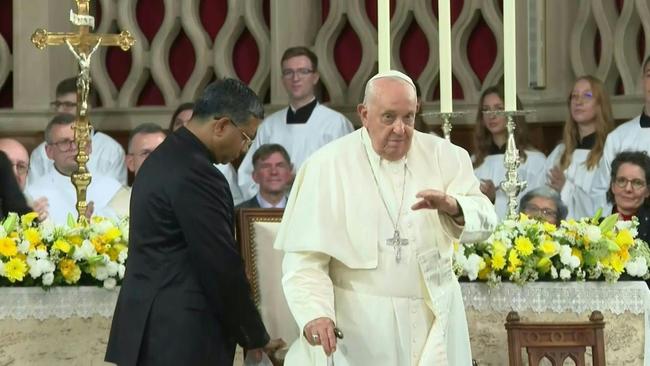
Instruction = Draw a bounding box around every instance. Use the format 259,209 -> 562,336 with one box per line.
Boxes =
235,196 -> 260,209
105,127 -> 269,366
0,151 -> 30,219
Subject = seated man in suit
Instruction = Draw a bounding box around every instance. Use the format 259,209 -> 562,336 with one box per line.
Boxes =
237,144 -> 293,209
25,114 -> 122,224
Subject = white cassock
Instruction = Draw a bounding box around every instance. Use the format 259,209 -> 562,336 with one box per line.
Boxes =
25,169 -> 122,225
215,163 -> 245,206
591,115 -> 650,214
275,129 -> 497,366
28,132 -> 127,186
473,150 -> 547,220
237,103 -> 353,200
107,186 -> 131,218
544,143 -> 597,219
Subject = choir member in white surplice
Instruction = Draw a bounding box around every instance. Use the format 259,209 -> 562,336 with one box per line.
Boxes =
275,71 -> 497,366
590,57 -> 650,214
472,86 -> 546,220
28,77 -> 126,186
237,47 -> 353,200
543,76 -> 614,219
25,114 -> 122,225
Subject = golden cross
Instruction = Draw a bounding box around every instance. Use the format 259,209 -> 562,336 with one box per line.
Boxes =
30,0 -> 135,222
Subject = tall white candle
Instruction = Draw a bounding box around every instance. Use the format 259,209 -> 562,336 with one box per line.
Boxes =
504,0 -> 517,111
378,0 -> 390,72
438,0 -> 452,113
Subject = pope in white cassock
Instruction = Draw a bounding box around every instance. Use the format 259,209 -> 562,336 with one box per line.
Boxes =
275,70 -> 498,365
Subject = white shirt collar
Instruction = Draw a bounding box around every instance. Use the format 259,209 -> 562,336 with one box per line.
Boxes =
256,194 -> 287,209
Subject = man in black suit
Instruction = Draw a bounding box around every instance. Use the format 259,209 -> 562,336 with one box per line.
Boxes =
236,144 -> 293,209
105,79 -> 275,366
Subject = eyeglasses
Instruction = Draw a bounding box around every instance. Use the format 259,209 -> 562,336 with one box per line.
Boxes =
281,68 -> 314,79
614,177 -> 647,190
570,92 -> 594,102
12,163 -> 28,176
523,204 -> 557,219
50,101 -> 77,110
48,139 -> 77,152
226,119 -> 253,150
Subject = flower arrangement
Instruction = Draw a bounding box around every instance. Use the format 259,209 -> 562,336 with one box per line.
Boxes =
454,211 -> 650,286
0,212 -> 128,289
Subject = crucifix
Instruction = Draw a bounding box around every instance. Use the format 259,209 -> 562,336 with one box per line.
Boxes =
386,230 -> 408,263
31,0 -> 134,222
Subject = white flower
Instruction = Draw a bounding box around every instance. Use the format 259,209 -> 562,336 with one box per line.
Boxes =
17,240 -> 30,254
625,257 -> 648,277
39,221 -> 55,241
106,261 -> 119,277
103,277 -> 116,290
0,260 -> 6,276
73,240 -> 96,261
559,268 -> 571,280
35,248 -> 48,259
95,266 -> 109,281
584,225 -> 601,242
550,266 -> 558,279
28,259 -> 42,279
42,272 -> 54,286
568,256 -> 581,270
615,220 -> 633,231
118,249 -> 128,264
464,253 -> 485,281
118,264 -> 125,279
559,245 -> 572,265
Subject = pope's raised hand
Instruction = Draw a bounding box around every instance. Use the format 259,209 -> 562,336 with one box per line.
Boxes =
411,189 -> 461,218
303,317 -> 337,356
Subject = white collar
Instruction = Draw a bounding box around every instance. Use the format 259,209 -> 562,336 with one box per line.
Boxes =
256,193 -> 287,208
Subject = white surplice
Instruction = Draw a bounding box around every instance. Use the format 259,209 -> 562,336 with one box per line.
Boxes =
544,144 -> 597,219
237,103 -> 353,200
275,129 -> 497,366
215,163 -> 245,206
590,116 -> 650,214
473,150 -> 547,220
28,132 -> 127,186
25,169 -> 122,225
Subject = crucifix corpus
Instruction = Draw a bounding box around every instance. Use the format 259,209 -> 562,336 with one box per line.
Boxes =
31,0 -> 134,222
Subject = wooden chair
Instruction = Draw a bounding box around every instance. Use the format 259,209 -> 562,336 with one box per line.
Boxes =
505,311 -> 606,366
237,208 -> 294,366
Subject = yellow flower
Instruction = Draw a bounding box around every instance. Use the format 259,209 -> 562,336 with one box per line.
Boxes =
514,236 -> 534,257
519,213 -> 529,222
618,247 -> 630,262
478,260 -> 491,280
541,240 -> 557,255
537,257 -> 552,273
91,237 -> 106,254
492,254 -> 506,270
571,248 -> 583,266
66,235 -> 83,246
4,257 -> 27,283
615,230 -> 634,249
610,254 -> 624,274
0,237 -> 17,257
101,227 -> 122,243
507,250 -> 522,273
59,259 -> 81,284
542,222 -> 557,233
492,240 -> 506,257
53,239 -> 71,254
20,212 -> 39,227
23,228 -> 42,246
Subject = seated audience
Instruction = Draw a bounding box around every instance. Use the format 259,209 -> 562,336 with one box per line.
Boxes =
544,76 -> 614,219
0,151 -> 31,219
519,186 -> 568,225
237,144 -> 293,209
108,123 -> 167,217
591,56 -> 650,213
168,102 -> 194,132
0,138 -> 49,220
28,77 -> 127,185
607,151 -> 650,243
25,114 -> 122,225
472,86 -> 546,219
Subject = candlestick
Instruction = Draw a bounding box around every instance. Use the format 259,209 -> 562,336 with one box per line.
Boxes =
438,0 -> 453,113
378,0 -> 390,72
503,0 -> 517,111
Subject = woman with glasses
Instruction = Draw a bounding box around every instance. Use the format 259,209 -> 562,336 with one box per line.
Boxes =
519,186 -> 568,225
543,76 -> 614,219
607,151 -> 650,243
472,86 -> 546,219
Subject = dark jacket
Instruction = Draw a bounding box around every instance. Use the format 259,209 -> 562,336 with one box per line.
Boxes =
105,127 -> 269,366
0,151 -> 30,219
637,205 -> 650,244
236,196 -> 261,209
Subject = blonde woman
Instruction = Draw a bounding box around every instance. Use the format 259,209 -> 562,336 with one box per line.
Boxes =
473,86 -> 546,219
543,76 -> 614,219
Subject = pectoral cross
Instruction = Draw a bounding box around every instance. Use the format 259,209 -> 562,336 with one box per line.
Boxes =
31,0 -> 134,222
386,230 -> 409,263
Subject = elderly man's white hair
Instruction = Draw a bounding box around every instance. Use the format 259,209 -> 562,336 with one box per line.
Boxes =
362,70 -> 417,104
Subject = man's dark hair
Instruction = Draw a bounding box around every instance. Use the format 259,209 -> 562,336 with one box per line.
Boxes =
192,78 -> 264,125
252,144 -> 292,169
607,151 -> 650,206
168,102 -> 194,132
44,114 -> 76,144
56,77 -> 98,107
281,47 -> 318,70
128,123 -> 167,153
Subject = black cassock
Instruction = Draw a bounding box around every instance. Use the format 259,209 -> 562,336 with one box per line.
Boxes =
105,127 -> 269,366
0,151 -> 31,219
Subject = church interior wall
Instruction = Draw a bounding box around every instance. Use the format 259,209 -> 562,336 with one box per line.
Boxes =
0,0 -> 647,155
